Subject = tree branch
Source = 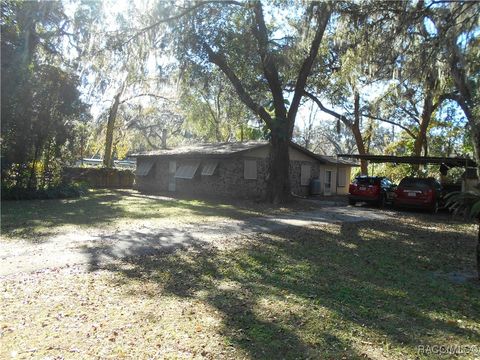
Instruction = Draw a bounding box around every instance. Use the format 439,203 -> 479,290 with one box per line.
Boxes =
304,90 -> 353,128
251,1 -> 287,122
361,113 -> 417,139
121,1 -> 244,47
288,2 -> 332,131
432,91 -> 457,112
203,42 -> 273,127
440,92 -> 472,120
398,105 -> 421,124
119,93 -> 172,105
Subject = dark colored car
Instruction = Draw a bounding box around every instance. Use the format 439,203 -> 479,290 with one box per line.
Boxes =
348,176 -> 396,207
393,177 -> 442,213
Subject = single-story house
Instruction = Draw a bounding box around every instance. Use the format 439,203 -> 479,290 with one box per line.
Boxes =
132,141 -> 356,199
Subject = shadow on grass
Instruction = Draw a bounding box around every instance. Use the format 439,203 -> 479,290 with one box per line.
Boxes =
0,189 -> 272,240
82,217 -> 479,359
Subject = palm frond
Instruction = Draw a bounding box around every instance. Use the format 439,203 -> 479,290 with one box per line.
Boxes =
445,187 -> 480,221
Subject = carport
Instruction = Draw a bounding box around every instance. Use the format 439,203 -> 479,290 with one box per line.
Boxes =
336,154 -> 478,191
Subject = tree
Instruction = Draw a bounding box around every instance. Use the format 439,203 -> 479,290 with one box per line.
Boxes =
303,1 -> 414,175
415,1 -> 479,175
179,68 -> 256,142
293,102 -> 357,156
306,89 -> 371,174
1,0 -> 88,190
125,102 -> 185,151
156,1 -> 333,202
76,0 -> 172,167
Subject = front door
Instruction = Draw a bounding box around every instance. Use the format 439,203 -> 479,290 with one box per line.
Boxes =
168,161 -> 176,192
324,170 -> 332,196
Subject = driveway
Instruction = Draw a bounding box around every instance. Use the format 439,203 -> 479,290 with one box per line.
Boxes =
0,204 -> 394,276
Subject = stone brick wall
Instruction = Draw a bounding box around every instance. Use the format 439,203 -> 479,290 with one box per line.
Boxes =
289,160 -> 319,197
175,158 -> 268,199
135,159 -> 168,192
136,156 -> 269,199
136,156 -> 317,199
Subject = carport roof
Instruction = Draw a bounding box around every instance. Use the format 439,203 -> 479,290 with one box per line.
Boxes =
336,154 -> 477,168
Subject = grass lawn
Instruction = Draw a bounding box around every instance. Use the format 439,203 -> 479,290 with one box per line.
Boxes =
1,192 -> 479,359
0,189 -> 285,241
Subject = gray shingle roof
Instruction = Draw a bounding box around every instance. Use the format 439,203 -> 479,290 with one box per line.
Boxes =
318,155 -> 359,166
132,141 -> 357,166
132,141 -> 269,157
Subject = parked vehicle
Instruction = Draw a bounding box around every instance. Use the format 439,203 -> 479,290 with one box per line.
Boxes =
393,177 -> 443,213
348,176 -> 396,207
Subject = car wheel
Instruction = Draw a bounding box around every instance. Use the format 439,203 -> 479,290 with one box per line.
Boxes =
392,201 -> 400,211
379,194 -> 386,208
348,199 -> 356,206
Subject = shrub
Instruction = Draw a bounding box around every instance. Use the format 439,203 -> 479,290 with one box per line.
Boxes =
1,181 -> 89,200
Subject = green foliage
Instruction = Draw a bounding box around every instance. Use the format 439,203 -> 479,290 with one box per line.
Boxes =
1,0 -> 89,191
445,185 -> 480,221
1,181 -> 88,201
179,69 -> 256,143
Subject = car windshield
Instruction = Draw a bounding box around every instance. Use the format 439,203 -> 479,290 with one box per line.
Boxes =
399,178 -> 433,190
355,177 -> 381,185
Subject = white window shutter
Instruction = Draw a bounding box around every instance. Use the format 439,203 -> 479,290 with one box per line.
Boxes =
244,160 -> 257,179
301,164 -> 311,186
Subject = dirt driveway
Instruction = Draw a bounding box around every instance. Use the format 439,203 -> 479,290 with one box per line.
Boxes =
1,201 -> 394,276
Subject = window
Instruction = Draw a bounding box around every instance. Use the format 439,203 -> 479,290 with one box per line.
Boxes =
338,167 -> 347,187
300,164 -> 311,186
244,160 -> 257,179
175,162 -> 200,179
201,161 -> 218,176
136,158 -> 154,176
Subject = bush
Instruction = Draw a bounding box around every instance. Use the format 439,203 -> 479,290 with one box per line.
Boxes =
1,181 -> 89,200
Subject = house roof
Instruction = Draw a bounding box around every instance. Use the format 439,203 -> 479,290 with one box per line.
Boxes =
132,141 -> 356,166
317,155 -> 359,166
132,141 -> 269,157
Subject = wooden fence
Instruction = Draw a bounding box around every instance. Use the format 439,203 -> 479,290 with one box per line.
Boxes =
63,167 -> 135,188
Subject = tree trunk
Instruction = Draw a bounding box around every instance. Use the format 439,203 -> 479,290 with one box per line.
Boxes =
477,221 -> 480,281
413,94 -> 433,158
41,141 -> 52,189
351,125 -> 368,175
266,131 -> 291,204
28,145 -> 40,190
471,124 -> 480,179
352,91 -> 368,175
103,90 -> 123,168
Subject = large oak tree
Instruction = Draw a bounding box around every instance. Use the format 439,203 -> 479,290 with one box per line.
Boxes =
153,1 -> 333,203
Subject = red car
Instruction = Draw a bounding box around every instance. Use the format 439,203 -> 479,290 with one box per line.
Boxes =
348,176 -> 396,207
393,177 -> 442,213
